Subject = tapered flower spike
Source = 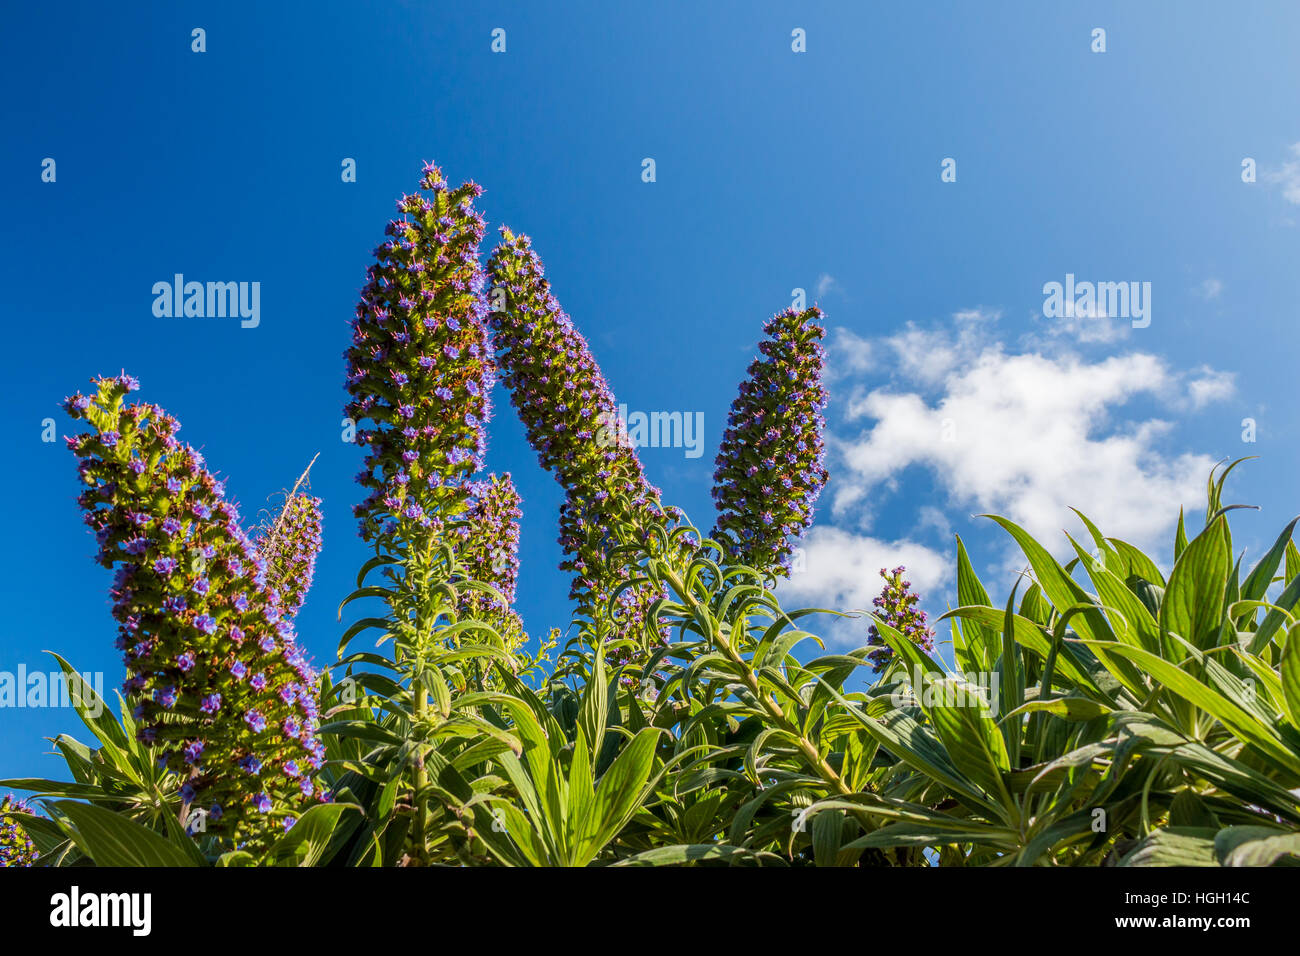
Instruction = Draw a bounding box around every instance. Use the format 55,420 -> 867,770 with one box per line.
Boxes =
344,162 -> 495,542
486,228 -> 675,640
712,306 -> 830,576
452,473 -> 526,648
866,566 -> 935,672
64,375 -> 326,843
256,492 -> 323,620
0,795 -> 38,867
255,454 -> 323,620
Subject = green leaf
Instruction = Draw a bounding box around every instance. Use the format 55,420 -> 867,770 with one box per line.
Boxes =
1248,571 -> 1300,655
1241,517 -> 1300,605
1119,827 -> 1219,867
955,535 -> 997,672
927,680 -> 1014,815
811,808 -> 855,867
1108,538 -> 1167,588
612,844 -> 782,866
54,800 -> 196,867
999,581 -> 1024,766
1214,826 -> 1300,866
265,804 -> 359,867
1083,641 -> 1300,775
1280,622 -> 1300,728
577,647 -> 609,756
582,728 -> 663,863
1160,516 -> 1230,652
983,515 -> 1116,649
1001,698 -> 1111,722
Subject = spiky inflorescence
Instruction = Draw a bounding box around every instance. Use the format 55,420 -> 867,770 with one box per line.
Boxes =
0,795 -> 38,867
64,374 -> 325,842
256,493 -> 323,620
866,566 -> 934,672
452,473 -> 526,647
485,228 -> 674,642
712,307 -> 829,576
344,162 -> 495,542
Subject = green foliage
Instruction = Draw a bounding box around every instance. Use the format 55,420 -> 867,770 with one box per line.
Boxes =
18,164 -> 1300,869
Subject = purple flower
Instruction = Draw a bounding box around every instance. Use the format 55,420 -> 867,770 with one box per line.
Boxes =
251,494 -> 322,619
238,755 -> 263,775
65,374 -> 324,841
1,795 -> 39,867
712,307 -> 828,576
487,229 -> 671,648
343,164 -> 495,540
865,566 -> 935,672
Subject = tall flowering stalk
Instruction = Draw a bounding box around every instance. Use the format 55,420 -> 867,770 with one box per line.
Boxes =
712,307 -> 829,576
866,566 -> 935,672
451,473 -> 525,648
256,492 -> 323,620
65,375 -> 325,842
485,229 -> 672,642
344,162 -> 495,543
0,795 -> 37,867
341,165 -> 541,865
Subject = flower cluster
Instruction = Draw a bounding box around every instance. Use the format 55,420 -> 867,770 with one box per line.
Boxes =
485,229 -> 673,640
451,473 -> 526,648
0,795 -> 38,867
712,307 -> 829,575
344,162 -> 495,542
64,375 -> 326,842
866,566 -> 934,672
256,493 -> 323,620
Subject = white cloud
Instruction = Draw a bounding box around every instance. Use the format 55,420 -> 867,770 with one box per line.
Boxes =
1187,367 -> 1236,409
1195,278 -> 1224,300
1265,143 -> 1300,205
825,322 -> 1234,558
781,527 -> 948,646
826,326 -> 873,381
953,307 -> 1001,324
815,273 -> 840,298
1038,311 -> 1131,344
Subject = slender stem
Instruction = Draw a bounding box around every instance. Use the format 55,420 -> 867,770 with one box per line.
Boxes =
411,675 -> 429,866
661,566 -> 854,798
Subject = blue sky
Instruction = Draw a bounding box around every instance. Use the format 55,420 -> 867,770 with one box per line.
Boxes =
3,1 -> 1300,783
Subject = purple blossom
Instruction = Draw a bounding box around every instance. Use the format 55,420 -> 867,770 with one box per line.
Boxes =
712,307 -> 829,576
64,374 -> 325,842
866,566 -> 935,672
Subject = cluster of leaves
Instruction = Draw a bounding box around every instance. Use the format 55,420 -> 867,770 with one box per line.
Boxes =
8,165 -> 1300,868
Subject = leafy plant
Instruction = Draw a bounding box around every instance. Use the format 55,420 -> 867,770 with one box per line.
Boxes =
8,163 -> 1300,869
